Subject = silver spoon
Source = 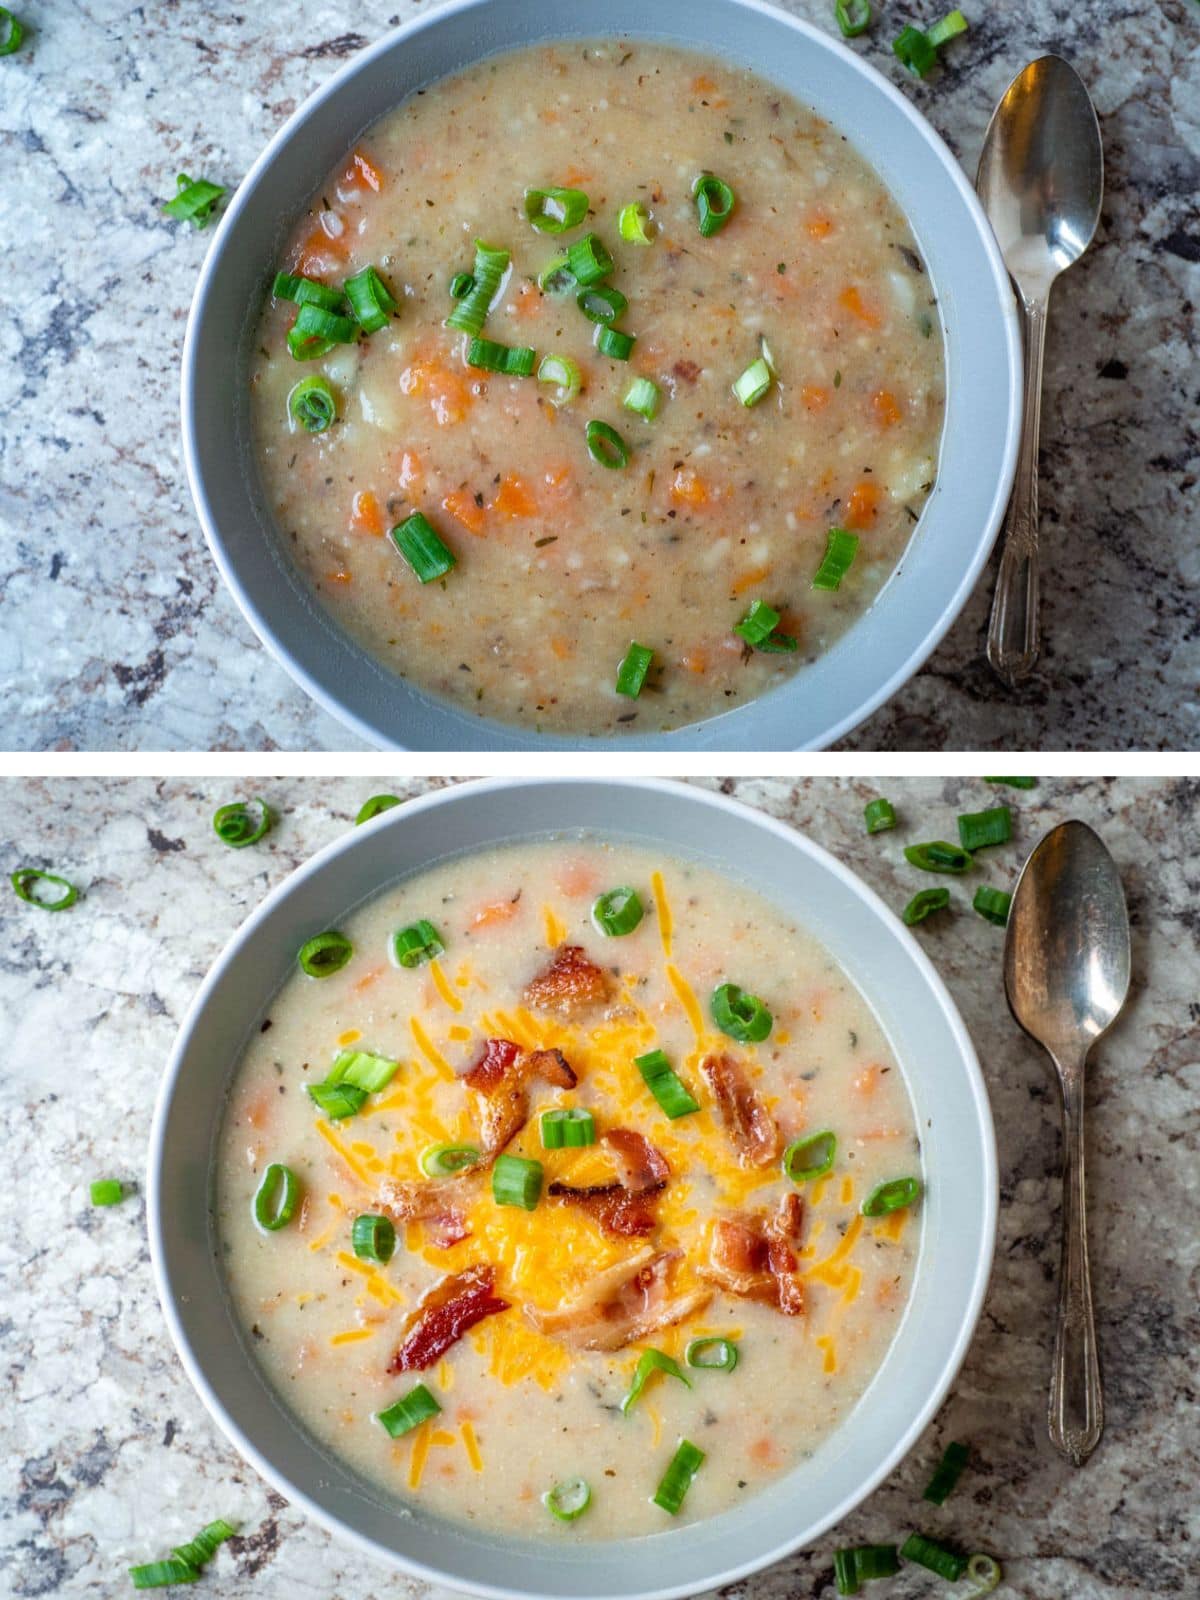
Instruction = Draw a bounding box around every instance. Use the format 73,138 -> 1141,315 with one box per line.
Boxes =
1003,820 -> 1130,1464
976,57 -> 1104,685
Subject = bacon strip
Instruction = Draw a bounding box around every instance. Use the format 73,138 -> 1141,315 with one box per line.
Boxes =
700,1053 -> 780,1167
463,1038 -> 577,1155
699,1192 -> 806,1315
377,1174 -> 475,1249
523,945 -> 612,1018
547,1129 -> 671,1238
388,1265 -> 510,1372
601,1128 -> 670,1193
525,1247 -> 710,1351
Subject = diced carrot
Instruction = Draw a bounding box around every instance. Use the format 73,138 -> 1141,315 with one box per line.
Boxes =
555,859 -> 599,897
691,73 -> 718,94
871,389 -> 902,428
838,286 -> 882,328
491,473 -> 538,520
295,222 -> 351,277
349,490 -> 384,538
396,449 -> 423,492
549,636 -> 574,661
844,481 -> 882,530
669,467 -> 710,508
442,488 -> 487,536
561,166 -> 592,189
472,898 -> 521,929
731,564 -> 771,597
352,964 -> 386,994
400,356 -> 472,426
681,648 -> 709,675
800,384 -> 831,412
807,211 -> 834,240
853,1063 -> 881,1096
749,1437 -> 780,1467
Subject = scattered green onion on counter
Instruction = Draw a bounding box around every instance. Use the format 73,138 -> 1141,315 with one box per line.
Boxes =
903,887 -> 951,926
864,797 -> 897,834
904,840 -> 973,874
90,1179 -> 124,1207
162,173 -> 225,228
973,885 -> 1012,927
923,1440 -> 969,1504
10,867 -> 79,911
957,805 -> 1011,852
356,794 -> 402,824
212,797 -> 273,848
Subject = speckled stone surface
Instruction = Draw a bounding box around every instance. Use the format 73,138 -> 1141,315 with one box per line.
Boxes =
1,2 -> 1197,751
2,775 -> 1196,1596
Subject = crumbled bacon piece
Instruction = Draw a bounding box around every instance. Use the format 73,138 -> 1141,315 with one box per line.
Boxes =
462,1036 -> 522,1095
523,945 -> 612,1018
700,1053 -> 780,1167
672,358 -> 701,383
525,1247 -> 710,1351
548,1128 -> 670,1238
463,1039 -> 577,1154
699,1192 -> 805,1315
388,1264 -> 509,1372
377,1173 -> 475,1249
599,1128 -> 670,1193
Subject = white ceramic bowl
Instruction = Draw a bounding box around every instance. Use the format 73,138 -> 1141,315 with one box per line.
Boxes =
149,778 -> 997,1598
181,0 -> 1020,751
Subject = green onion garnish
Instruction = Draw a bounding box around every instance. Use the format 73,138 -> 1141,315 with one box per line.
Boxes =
892,24 -> 937,76
577,283 -> 627,325
271,272 -> 345,312
733,356 -> 773,407
393,918 -> 445,968
212,798 -> 273,848
90,1179 -> 124,1206
587,419 -> 630,469
306,1080 -> 368,1120
162,173 -> 225,229
903,887 -> 951,926
685,1336 -> 739,1372
391,510 -> 456,583
445,240 -> 510,336
565,232 -> 614,287
592,886 -> 644,937
621,1347 -> 691,1414
783,1129 -> 837,1183
596,325 -> 636,361
923,1440 -> 969,1504
297,929 -> 353,977
834,0 -> 872,36
733,598 -> 797,654
616,640 -> 653,697
286,301 -> 358,361
540,1108 -> 596,1149
543,1477 -> 592,1522
864,798 -> 896,834
129,1558 -> 200,1588
834,1545 -> 900,1594
537,253 -> 576,295
326,1048 -> 400,1094
253,1163 -> 300,1230
861,1176 -> 923,1216
169,1520 -> 237,1574
692,173 -> 735,236
635,1050 -> 700,1119
900,1533 -> 968,1583
288,375 -> 337,433
653,1438 -> 705,1515
965,1553 -> 1003,1595
420,1142 -> 483,1177
904,841 -> 973,874
983,776 -> 1036,788
344,265 -> 397,335
623,376 -> 660,419
352,1213 -> 396,1264
973,885 -> 1012,927
356,794 -> 401,824
524,186 -> 589,234
492,1152 -> 543,1210
466,337 -> 536,376
812,526 -> 859,591
449,271 -> 475,300
0,8 -> 24,54
10,868 -> 79,911
377,1383 -> 440,1438
537,352 -> 582,407
957,805 -> 1011,852
711,982 -> 773,1044
927,8 -> 969,47
618,202 -> 653,244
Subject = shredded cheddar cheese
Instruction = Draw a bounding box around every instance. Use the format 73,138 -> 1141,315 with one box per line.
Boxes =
408,1422 -> 433,1489
651,869 -> 673,959
816,1334 -> 838,1374
460,1420 -> 483,1472
330,1327 -> 375,1346
542,904 -> 568,948
429,958 -> 464,1013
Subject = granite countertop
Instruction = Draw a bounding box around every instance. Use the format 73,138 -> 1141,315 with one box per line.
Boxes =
2,775 -> 1196,1596
2,2 -> 1197,751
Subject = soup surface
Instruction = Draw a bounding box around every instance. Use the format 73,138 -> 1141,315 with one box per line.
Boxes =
216,837 -> 922,1538
250,41 -> 945,736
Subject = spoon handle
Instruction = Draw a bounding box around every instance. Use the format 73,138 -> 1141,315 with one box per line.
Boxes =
987,293 -> 1048,686
1049,1064 -> 1104,1464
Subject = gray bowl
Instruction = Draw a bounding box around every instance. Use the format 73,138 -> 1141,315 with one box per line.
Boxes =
182,0 -> 1020,751
148,777 -> 997,1598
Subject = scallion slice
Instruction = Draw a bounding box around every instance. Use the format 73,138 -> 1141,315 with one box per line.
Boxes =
393,918 -> 445,968
286,301 -> 358,360
834,1545 -> 900,1594
492,1152 -> 543,1210
544,1476 -> 591,1522
973,885 -> 1012,927
540,1108 -> 596,1149
864,797 -> 896,834
90,1179 -> 124,1207
307,1081 -> 368,1120
326,1048 -> 399,1094
900,1533 -> 968,1583
11,868 -> 78,911
692,173 -> 735,237
733,356 -> 773,407
565,232 -> 614,287
129,1558 -> 199,1588
927,8 -> 969,47
344,264 -> 397,334
271,271 -> 345,312
297,930 -> 353,977
592,886 -> 644,936
352,1212 -> 396,1264
834,0 -> 872,36
904,841 -> 973,874
635,1049 -> 700,1119
170,1520 -> 237,1573
595,325 -> 636,360
449,270 -> 475,299
783,1129 -> 837,1184
903,887 -> 951,926
377,1383 -> 440,1438
537,253 -> 576,295
623,376 -> 659,419
965,1553 -> 1003,1595
577,283 -> 627,325
615,641 -> 653,697
0,7 -> 24,54
923,1440 -> 969,1504
524,186 -> 589,234
356,794 -> 401,824
253,1163 -> 300,1230
983,776 -> 1036,789
710,982 -> 773,1044
466,337 -> 536,376
288,375 -> 337,433
391,510 -> 456,583
957,805 -> 1011,852
861,1176 -> 923,1217
587,419 -> 630,469
537,352 -> 582,407
618,202 -> 654,244
162,173 -> 225,229
652,1439 -> 705,1515
445,240 -> 510,336
685,1336 -> 739,1372
621,1347 -> 691,1414
733,598 -> 796,653
812,526 -> 860,591
420,1142 -> 483,1177
892,24 -> 938,76
212,798 -> 273,848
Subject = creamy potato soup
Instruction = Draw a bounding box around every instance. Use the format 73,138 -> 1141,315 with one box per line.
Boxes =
250,42 -> 945,736
216,838 -> 923,1537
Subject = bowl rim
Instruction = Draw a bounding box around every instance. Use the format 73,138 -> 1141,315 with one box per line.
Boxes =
147,776 -> 998,1599
180,0 -> 1022,752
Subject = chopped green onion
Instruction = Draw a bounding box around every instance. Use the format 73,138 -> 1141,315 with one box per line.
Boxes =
565,232 -> 614,287
973,885 -> 1012,927
692,173 -> 736,237
391,510 -> 456,583
861,1176 -> 923,1216
524,186 -> 589,234
618,202 -> 653,244
286,301 -> 358,360
352,1213 -> 396,1264
927,8 -> 969,47
587,419 -> 629,469
540,1109 -> 597,1149
445,240 -> 510,336
129,1558 -> 199,1588
892,24 -> 938,76
537,352 -> 582,407
957,805 -> 1011,852
90,1179 -> 124,1207
577,283 -> 627,325
983,776 -> 1036,789
653,1439 -> 705,1515
623,376 -> 660,419
0,8 -> 24,54
635,1050 -> 700,1119
288,375 -> 337,433
685,1336 -> 739,1372
592,886 -> 644,937
377,1383 -> 440,1438
271,271 -> 345,312
212,797 -> 273,848
812,526 -> 860,591
900,1533 -> 968,1583
595,325 -> 636,360
327,1048 -> 399,1094
923,1440 -> 969,1504
162,173 -> 225,229
537,253 -> 576,295
344,264 -> 397,334
783,1129 -> 837,1183
904,841 -> 973,874
733,598 -> 796,653
466,337 -> 536,377
449,271 -> 475,299
544,1477 -> 592,1522
492,1152 -> 543,1210
616,641 -> 653,697
10,868 -> 78,911
733,356 -> 773,407
356,794 -> 401,824
710,982 -> 773,1044
864,798 -> 896,834
306,1080 -> 368,1120
393,918 -> 445,968
420,1142 -> 483,1177
298,929 -> 353,977
903,887 -> 951,925
834,0 -> 872,36
253,1163 -> 300,1230
965,1553 -> 1003,1595
834,1545 -> 900,1594
170,1520 -> 237,1573
621,1348 -> 691,1414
